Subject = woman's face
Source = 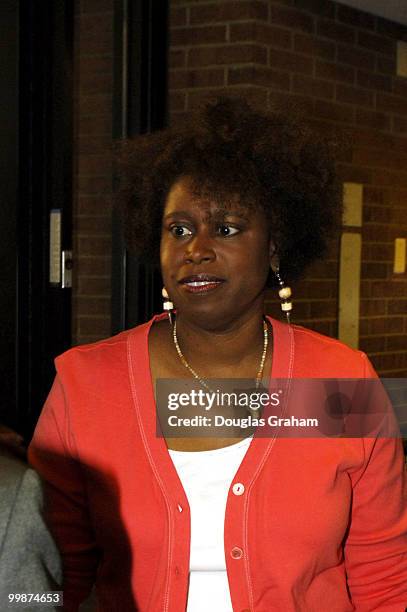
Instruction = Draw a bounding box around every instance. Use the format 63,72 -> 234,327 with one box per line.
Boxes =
160,176 -> 273,329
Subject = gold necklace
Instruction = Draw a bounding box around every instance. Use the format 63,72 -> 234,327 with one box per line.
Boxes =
172,318 -> 269,392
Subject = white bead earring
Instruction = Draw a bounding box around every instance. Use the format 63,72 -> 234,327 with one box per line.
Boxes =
162,287 -> 174,325
274,269 -> 292,324
270,250 -> 293,324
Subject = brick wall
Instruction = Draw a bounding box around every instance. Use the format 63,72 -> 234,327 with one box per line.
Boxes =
168,0 -> 407,376
73,0 -> 114,345
72,0 -> 407,376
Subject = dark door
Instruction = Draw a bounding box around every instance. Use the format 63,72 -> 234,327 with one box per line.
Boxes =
0,0 -> 73,438
111,0 -> 168,333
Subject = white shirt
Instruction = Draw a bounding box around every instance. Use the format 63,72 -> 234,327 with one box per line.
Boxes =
168,437 -> 252,611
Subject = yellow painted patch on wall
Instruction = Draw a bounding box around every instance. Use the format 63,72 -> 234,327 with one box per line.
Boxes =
339,232 -> 361,349
343,183 -> 363,227
393,238 -> 406,274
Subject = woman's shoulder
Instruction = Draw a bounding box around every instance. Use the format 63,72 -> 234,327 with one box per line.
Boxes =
54,316 -> 158,375
268,317 -> 373,378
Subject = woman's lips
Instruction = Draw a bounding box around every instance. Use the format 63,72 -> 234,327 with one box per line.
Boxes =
178,275 -> 225,294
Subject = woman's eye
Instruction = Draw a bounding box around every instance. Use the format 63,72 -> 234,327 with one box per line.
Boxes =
217,224 -> 240,237
170,225 -> 192,237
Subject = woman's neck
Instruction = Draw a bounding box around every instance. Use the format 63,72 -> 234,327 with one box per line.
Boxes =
172,308 -> 267,372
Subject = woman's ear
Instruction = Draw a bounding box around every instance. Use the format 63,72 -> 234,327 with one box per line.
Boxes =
269,241 -> 279,272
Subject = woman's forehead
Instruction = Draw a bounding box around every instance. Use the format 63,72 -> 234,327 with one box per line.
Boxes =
164,175 -> 257,216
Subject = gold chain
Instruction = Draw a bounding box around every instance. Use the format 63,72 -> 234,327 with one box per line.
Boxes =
172,318 -> 269,392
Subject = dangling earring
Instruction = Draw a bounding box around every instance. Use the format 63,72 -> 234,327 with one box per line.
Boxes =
270,248 -> 293,324
274,269 -> 292,324
162,287 -> 174,325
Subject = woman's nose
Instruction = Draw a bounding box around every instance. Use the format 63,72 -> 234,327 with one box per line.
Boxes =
184,231 -> 216,264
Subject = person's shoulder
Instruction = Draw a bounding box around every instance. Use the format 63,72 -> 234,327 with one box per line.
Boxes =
54,317 -> 154,374
0,450 -> 27,489
287,322 -> 371,377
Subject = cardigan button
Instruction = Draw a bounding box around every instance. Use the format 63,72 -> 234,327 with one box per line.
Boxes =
232,482 -> 245,495
231,546 -> 243,559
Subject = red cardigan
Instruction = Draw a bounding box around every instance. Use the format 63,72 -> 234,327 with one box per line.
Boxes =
28,314 -> 407,611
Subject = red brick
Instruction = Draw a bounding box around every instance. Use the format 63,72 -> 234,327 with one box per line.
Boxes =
169,91 -> 186,112
362,225 -> 391,241
316,19 -> 355,44
79,116 -> 112,137
76,256 -> 111,276
79,14 -> 113,54
188,44 -> 267,67
393,116 -> 407,134
336,84 -> 374,107
376,55 -> 396,75
229,22 -> 292,49
270,5 -> 314,34
369,317 -> 404,334
371,281 -> 407,298
314,99 -> 354,123
78,155 -> 112,176
336,4 -> 376,30
78,236 -> 111,256
77,277 -> 111,296
373,168 -> 407,188
356,70 -> 392,92
306,260 -> 339,278
190,1 -> 268,24
355,109 -> 391,131
362,241 -> 393,262
360,299 -> 386,316
78,195 -> 113,215
315,60 -> 355,84
370,353 -> 407,372
169,49 -> 186,69
386,335 -> 407,351
359,337 -> 386,353
171,25 -> 226,46
362,262 -> 388,279
228,66 -> 290,90
76,215 -> 112,234
295,279 -> 337,299
363,186 -> 391,207
81,0 -> 113,13
76,296 -> 110,316
309,300 -> 337,318
376,93 -> 407,116
78,316 -> 110,336
336,44 -> 376,71
170,6 -> 187,27
79,95 -> 112,118
362,203 -> 392,221
269,49 -> 313,74
336,163 -> 373,184
388,299 -> 407,315
293,33 -> 335,60
357,31 -> 395,56
170,68 -> 225,89
292,74 -> 334,99
78,175 -> 112,195
393,79 -> 407,100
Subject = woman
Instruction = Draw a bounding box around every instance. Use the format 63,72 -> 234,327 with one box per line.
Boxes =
29,98 -> 407,611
